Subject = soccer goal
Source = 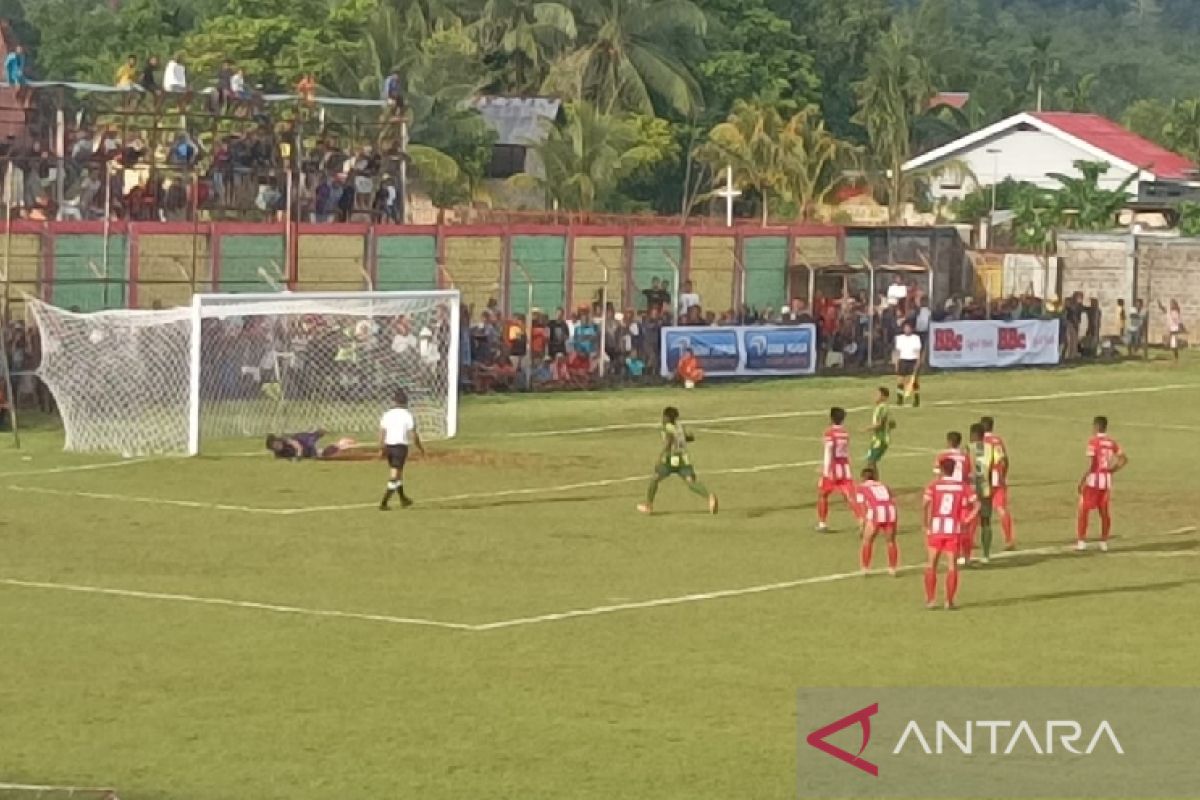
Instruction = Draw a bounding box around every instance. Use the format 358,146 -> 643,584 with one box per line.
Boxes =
29,291 -> 461,456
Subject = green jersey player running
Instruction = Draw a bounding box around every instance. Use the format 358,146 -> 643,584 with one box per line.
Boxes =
638,406 -> 719,515
864,387 -> 895,474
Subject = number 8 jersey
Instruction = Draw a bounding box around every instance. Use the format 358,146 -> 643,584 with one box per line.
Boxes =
923,478 -> 978,536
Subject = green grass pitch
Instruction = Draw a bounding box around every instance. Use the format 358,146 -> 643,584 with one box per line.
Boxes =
1,359 -> 1198,799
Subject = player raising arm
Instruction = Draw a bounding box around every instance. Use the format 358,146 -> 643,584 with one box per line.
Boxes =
1077,415 -> 1127,552
817,406 -> 856,532
864,388 -> 895,476
379,389 -> 426,511
923,459 -> 980,610
638,406 -> 718,515
857,467 -> 900,576
980,416 -> 1016,549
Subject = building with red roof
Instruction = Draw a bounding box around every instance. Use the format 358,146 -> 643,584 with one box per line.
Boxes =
903,111 -> 1197,205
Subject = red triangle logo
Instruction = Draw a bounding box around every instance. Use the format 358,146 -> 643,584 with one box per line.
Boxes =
805,703 -> 879,777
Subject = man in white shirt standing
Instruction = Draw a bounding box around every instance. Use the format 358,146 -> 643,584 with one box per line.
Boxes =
886,275 -> 909,309
893,320 -> 923,408
379,388 -> 426,510
677,280 -> 701,320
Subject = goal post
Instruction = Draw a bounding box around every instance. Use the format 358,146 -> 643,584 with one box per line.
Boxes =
30,290 -> 461,456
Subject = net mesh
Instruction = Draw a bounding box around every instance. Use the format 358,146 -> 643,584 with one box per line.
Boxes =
30,293 -> 457,456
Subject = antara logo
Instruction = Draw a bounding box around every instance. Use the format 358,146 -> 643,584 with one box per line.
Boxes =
893,720 -> 1124,756
806,704 -> 879,777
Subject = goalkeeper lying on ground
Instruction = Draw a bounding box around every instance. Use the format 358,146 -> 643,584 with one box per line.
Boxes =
265,430 -> 373,461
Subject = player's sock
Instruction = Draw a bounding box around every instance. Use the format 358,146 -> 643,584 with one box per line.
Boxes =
946,569 -> 960,606
1099,509 -> 1112,541
924,568 -> 937,604
381,481 -> 397,509
645,477 -> 661,504
895,386 -> 905,406
816,494 -> 829,524
1001,513 -> 1015,546
980,521 -> 993,560
886,540 -> 900,571
860,539 -> 874,571
1076,507 -> 1089,541
912,390 -> 921,408
687,480 -> 710,498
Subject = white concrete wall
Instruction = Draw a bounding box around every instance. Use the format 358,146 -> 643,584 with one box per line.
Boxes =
923,129 -> 1139,202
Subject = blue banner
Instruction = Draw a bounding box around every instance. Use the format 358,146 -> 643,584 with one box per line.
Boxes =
660,324 -> 817,378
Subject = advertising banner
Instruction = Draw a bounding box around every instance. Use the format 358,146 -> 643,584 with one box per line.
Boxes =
660,325 -> 817,378
929,320 -> 1060,369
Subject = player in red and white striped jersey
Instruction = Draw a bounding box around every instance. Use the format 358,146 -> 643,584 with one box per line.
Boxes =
932,431 -> 973,484
816,407 -> 857,532
1077,416 -> 1127,552
980,416 -> 1015,550
923,459 -> 981,610
856,467 -> 899,576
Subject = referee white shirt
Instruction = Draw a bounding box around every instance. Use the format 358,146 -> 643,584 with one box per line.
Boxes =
380,407 -> 415,446
895,333 -> 923,362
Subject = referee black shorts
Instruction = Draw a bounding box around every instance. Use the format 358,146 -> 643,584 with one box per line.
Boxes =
385,444 -> 409,470
897,359 -> 919,377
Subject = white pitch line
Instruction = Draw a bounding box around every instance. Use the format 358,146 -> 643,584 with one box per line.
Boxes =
3,529 -> 1194,633
0,577 -> 473,631
8,452 -> 932,517
692,427 -> 937,455
493,383 -> 1200,439
0,457 -> 155,478
6,484 -> 273,514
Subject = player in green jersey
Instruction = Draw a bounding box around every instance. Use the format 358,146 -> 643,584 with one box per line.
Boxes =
864,387 -> 896,474
969,423 -> 998,564
638,406 -> 718,515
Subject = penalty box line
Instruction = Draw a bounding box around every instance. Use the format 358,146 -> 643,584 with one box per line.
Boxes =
4,451 -> 933,516
4,527 -> 1194,635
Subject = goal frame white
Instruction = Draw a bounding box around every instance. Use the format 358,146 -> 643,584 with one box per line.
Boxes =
185,290 -> 461,456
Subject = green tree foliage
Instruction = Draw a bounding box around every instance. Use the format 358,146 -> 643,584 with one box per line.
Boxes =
517,102 -> 670,212
474,0 -> 577,95
541,0 -> 707,118
852,25 -> 935,221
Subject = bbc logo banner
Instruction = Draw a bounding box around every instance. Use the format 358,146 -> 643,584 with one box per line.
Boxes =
796,687 -> 1200,798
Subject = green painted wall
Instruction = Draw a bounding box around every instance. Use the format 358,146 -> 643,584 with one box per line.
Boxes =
219,234 -> 285,292
509,235 -> 565,314
53,234 -> 128,310
742,236 -> 788,313
377,235 -> 437,292
845,234 -> 871,266
632,235 -> 681,304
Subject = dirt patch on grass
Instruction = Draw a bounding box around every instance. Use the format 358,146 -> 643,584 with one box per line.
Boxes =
419,448 -> 570,469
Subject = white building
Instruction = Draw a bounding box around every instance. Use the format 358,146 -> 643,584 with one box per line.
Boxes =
904,111 -> 1197,204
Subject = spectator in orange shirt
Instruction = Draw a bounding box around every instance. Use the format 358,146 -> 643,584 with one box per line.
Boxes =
676,347 -> 705,388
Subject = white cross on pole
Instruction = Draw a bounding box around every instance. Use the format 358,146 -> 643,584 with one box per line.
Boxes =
714,165 -> 742,227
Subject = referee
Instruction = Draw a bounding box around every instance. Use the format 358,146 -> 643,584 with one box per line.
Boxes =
894,321 -> 923,408
379,389 -> 426,510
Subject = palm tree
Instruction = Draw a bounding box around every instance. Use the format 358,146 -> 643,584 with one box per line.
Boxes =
852,27 -> 935,222
1058,73 -> 1097,113
777,106 -> 859,220
541,0 -> 707,117
1163,98 -> 1200,162
1027,34 -> 1060,112
473,0 -> 577,94
515,101 -> 649,212
694,100 -> 789,225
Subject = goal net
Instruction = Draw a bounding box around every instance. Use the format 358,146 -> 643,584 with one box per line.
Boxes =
29,291 -> 461,456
